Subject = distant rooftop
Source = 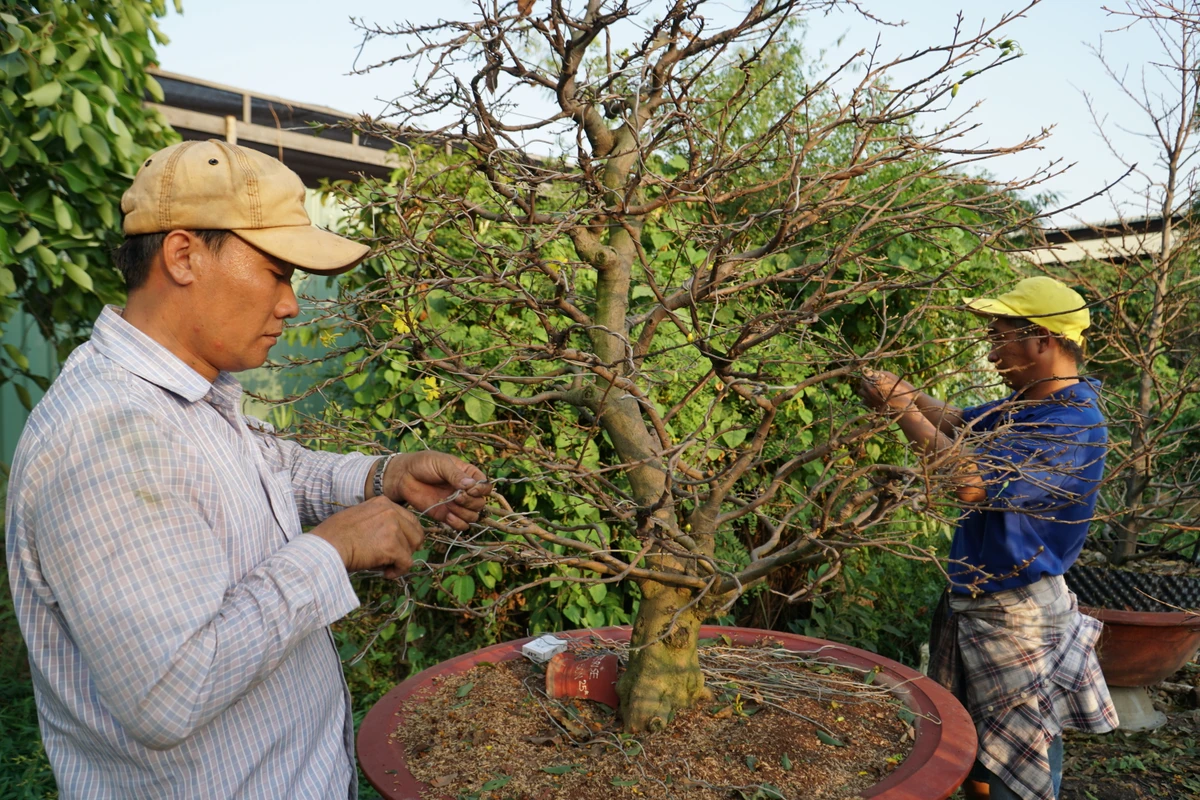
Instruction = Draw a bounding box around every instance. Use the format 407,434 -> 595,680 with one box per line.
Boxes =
148,68 -> 400,185
1018,213 -> 1170,265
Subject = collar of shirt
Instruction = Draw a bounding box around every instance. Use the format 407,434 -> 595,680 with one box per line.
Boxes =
90,305 -> 243,410
968,377 -> 1103,430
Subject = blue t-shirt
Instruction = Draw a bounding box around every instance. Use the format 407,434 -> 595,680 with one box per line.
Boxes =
948,379 -> 1107,594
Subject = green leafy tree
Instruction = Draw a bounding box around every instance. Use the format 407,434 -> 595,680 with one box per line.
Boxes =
306,0 -> 1045,734
0,0 -> 179,405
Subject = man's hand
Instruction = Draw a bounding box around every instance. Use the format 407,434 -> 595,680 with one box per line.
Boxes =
310,496 -> 425,578
857,368 -> 917,411
382,451 -> 491,531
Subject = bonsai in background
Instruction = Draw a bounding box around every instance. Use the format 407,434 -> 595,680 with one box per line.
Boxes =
1052,0 -> 1200,567
309,0 -> 1048,732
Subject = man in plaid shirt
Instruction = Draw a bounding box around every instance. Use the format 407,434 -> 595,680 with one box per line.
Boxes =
857,276 -> 1117,800
6,140 -> 490,798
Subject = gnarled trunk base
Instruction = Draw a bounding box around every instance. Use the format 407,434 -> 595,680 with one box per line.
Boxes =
617,582 -> 710,732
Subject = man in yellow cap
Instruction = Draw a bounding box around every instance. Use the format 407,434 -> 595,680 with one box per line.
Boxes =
856,275 -> 1116,800
6,140 -> 491,798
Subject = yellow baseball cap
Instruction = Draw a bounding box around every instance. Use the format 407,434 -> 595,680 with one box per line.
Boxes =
964,276 -> 1089,345
121,139 -> 370,275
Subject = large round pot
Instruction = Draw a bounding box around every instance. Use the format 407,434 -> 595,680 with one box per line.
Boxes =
358,626 -> 977,800
1081,606 -> 1200,687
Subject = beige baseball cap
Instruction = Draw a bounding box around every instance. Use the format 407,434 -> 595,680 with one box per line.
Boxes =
964,276 -> 1090,345
121,139 -> 370,275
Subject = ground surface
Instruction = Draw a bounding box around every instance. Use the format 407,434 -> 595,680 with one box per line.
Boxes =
1058,666 -> 1200,800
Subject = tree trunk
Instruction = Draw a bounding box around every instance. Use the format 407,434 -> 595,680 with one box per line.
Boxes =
1112,225 -> 1173,565
617,579 -> 711,732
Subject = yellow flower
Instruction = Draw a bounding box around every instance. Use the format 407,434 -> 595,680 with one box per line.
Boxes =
421,376 -> 441,401
386,304 -> 412,334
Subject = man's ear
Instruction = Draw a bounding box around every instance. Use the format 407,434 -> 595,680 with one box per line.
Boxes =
160,230 -> 201,287
1034,326 -> 1053,354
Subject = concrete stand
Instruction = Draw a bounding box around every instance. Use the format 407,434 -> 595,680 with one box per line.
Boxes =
1108,685 -> 1167,731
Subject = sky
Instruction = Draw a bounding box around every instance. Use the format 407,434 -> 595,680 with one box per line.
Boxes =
155,1 -> 1174,226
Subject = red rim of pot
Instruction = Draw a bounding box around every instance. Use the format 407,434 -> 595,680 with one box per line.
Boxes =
1081,605 -> 1200,629
357,625 -> 977,800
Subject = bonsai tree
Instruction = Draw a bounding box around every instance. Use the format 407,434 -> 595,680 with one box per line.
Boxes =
1043,0 -> 1200,567
303,0 -> 1047,731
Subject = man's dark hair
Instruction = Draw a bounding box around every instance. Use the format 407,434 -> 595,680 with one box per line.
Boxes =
113,230 -> 233,291
1008,316 -> 1085,366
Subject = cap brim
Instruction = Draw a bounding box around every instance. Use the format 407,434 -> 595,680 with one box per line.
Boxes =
963,296 -> 1022,318
234,226 -> 370,275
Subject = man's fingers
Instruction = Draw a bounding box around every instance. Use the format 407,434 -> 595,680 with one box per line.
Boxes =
392,507 -> 425,553
463,479 -> 492,498
384,548 -> 412,578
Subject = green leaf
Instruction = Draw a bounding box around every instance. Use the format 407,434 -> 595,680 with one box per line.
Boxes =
24,81 -> 63,107
588,583 -> 607,604
72,89 -> 92,124
4,343 -> 29,370
38,41 -> 57,66
104,105 -> 126,137
52,195 -> 72,231
610,778 -> 639,787
816,730 -> 846,747
721,428 -> 747,448
97,33 -> 120,67
13,228 -> 40,253
463,392 -> 495,423
0,266 -> 13,294
145,74 -> 164,102
96,199 -> 114,229
477,560 -> 502,589
61,115 -> 82,154
35,245 -> 58,268
452,575 -> 475,605
745,755 -> 758,770
80,126 -> 111,165
15,383 -> 33,411
780,753 -> 792,771
455,682 -> 474,698
29,120 -> 53,142
540,765 -> 574,775
64,45 -> 90,72
480,774 -> 510,791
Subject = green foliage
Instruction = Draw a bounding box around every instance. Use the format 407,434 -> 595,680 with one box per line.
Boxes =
0,0 -> 179,399
0,688 -> 56,800
789,538 -> 948,666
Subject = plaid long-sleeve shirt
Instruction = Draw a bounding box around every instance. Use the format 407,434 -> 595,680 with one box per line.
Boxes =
930,575 -> 1118,800
5,306 -> 375,799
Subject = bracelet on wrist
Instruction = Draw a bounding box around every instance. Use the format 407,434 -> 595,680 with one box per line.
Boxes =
372,453 -> 397,499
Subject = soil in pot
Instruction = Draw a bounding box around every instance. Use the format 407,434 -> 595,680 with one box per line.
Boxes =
392,637 -> 917,799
